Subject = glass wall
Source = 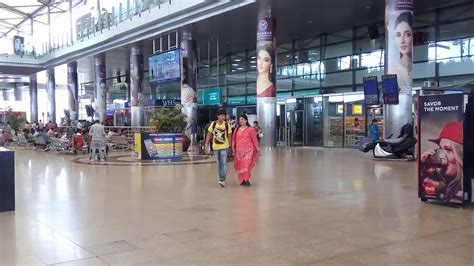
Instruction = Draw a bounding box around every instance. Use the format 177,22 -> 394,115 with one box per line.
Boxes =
197,2 -> 474,100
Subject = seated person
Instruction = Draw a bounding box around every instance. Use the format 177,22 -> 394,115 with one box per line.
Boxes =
363,124 -> 415,154
378,124 -> 415,145
106,129 -> 118,141
47,128 -> 56,138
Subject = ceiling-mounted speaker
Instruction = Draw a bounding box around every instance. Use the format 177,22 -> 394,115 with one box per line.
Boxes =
368,24 -> 380,40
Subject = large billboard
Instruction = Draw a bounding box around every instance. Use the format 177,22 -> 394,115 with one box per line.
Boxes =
149,49 -> 181,84
418,94 -> 465,204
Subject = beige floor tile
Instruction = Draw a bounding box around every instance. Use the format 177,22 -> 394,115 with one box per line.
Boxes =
412,252 -> 473,266
36,246 -> 95,265
0,255 -> 45,266
54,257 -> 110,266
84,240 -> 139,256
162,229 -> 213,242
4,148 -> 474,265
341,250 -> 411,266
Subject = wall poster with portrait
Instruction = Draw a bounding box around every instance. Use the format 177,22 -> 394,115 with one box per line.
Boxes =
386,0 -> 414,94
256,17 -> 276,98
418,93 -> 469,205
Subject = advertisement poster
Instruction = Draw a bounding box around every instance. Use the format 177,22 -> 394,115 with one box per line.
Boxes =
13,36 -> 24,55
418,94 -> 465,204
256,17 -> 276,98
386,0 -> 414,94
94,62 -> 106,122
130,52 -> 144,107
180,40 -> 197,105
149,49 -> 181,84
67,63 -> 78,120
136,133 -> 183,160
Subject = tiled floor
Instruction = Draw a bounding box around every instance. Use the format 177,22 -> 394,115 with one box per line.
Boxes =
1,147 -> 473,265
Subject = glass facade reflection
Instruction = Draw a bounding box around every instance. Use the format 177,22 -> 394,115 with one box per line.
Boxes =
198,2 -> 474,99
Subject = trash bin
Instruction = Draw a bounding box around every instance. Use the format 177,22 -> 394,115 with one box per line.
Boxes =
0,148 -> 15,212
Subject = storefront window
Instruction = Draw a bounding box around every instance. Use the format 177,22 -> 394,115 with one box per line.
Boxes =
323,94 -> 344,147
343,93 -> 366,148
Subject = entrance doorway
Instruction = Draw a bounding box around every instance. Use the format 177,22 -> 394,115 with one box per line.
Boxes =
287,109 -> 304,146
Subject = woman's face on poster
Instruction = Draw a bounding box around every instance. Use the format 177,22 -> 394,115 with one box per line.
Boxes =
440,138 -> 458,177
257,49 -> 272,75
395,21 -> 413,57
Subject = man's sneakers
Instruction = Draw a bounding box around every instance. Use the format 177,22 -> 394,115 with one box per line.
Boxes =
218,181 -> 226,187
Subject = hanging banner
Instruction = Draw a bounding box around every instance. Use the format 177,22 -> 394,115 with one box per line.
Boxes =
386,0 -> 414,94
130,52 -> 144,107
13,36 -> 24,55
418,94 -> 465,204
180,40 -> 197,105
256,17 -> 276,98
94,59 -> 107,122
67,62 -> 78,121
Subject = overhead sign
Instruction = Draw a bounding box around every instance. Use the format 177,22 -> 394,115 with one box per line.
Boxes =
383,74 -> 399,104
227,96 -> 246,106
363,76 -> 379,105
201,87 -> 221,105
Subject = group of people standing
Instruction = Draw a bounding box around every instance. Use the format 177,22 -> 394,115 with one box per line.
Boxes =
205,109 -> 261,188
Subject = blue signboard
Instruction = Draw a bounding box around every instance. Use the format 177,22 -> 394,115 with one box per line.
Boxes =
144,99 -> 181,107
383,74 -> 399,105
363,76 -> 379,105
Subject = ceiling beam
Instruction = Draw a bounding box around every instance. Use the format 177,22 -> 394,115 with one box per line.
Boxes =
3,4 -> 48,37
0,2 -> 30,18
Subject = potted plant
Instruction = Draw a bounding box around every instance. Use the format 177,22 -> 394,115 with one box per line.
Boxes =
5,108 -> 26,132
148,106 -> 191,157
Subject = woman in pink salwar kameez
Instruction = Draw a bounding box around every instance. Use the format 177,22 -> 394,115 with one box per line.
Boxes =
232,115 -> 260,186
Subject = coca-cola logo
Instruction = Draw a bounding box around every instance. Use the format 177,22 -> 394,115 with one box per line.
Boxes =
425,184 -> 436,196
259,20 -> 268,31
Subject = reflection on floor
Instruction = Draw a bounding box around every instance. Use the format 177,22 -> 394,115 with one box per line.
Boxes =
1,147 -> 473,265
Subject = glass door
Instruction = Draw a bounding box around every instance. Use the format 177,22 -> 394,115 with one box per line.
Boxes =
286,110 -> 304,146
304,96 -> 324,146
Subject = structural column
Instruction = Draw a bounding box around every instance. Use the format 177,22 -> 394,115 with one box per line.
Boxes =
256,0 -> 277,147
130,46 -> 144,126
94,55 -> 107,123
67,62 -> 79,122
29,74 -> 38,123
46,68 -> 56,123
13,84 -> 22,102
384,0 -> 414,138
180,27 -> 197,137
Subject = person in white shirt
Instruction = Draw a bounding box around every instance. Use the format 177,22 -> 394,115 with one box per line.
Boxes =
89,120 -> 106,162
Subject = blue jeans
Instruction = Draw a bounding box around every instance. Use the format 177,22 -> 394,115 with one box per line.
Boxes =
214,149 -> 228,182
